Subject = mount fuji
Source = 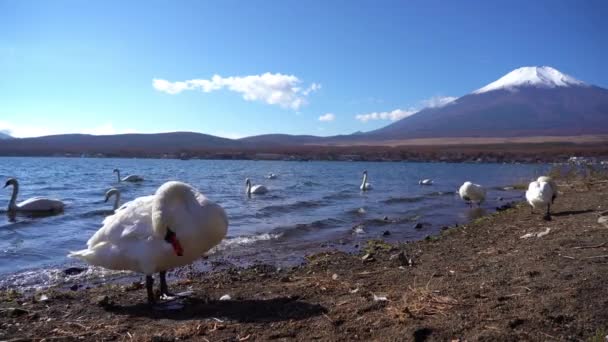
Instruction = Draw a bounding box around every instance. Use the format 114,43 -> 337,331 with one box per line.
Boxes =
364,66 -> 608,140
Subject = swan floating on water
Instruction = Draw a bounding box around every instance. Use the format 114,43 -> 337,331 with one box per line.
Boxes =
360,170 -> 372,191
104,188 -> 121,211
69,181 -> 228,303
458,181 -> 486,207
418,179 -> 433,185
266,173 -> 278,179
113,169 -> 144,183
245,178 -> 268,196
526,176 -> 557,221
4,178 -> 65,214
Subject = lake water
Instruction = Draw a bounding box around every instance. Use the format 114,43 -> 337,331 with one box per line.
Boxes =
0,157 -> 547,291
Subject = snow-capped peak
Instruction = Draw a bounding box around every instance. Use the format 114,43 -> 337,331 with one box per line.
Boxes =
473,66 -> 586,94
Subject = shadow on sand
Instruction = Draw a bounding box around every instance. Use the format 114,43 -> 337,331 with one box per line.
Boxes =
106,296 -> 327,323
553,209 -> 595,217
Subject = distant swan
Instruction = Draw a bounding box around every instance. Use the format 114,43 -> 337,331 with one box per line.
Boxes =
245,178 -> 268,196
360,170 -> 372,191
418,179 -> 433,185
69,181 -> 228,303
458,181 -> 486,207
4,178 -> 64,214
526,176 -> 557,221
105,188 -> 121,211
113,169 -> 144,182
267,173 -> 278,179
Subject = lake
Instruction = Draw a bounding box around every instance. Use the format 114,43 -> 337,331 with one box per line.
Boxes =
0,157 -> 547,291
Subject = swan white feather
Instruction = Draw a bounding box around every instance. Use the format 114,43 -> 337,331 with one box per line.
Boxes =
69,181 -> 228,275
458,181 -> 486,206
418,179 -> 433,185
4,178 -> 64,213
360,171 -> 372,191
526,176 -> 556,220
245,178 -> 268,196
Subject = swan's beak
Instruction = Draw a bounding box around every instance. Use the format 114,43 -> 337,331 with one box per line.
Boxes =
165,229 -> 183,256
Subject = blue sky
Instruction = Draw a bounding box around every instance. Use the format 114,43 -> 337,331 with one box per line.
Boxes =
1,0 -> 607,138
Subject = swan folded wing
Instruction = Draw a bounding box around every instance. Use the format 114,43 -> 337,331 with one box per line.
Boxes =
17,197 -> 64,211
87,196 -> 155,248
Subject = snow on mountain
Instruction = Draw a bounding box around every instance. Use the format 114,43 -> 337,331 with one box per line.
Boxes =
473,66 -> 587,94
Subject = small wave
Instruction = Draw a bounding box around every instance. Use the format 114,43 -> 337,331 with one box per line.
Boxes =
383,196 -> 425,204
257,199 -> 325,216
80,209 -> 115,218
272,218 -> 346,238
0,266 -> 132,293
218,233 -> 282,249
427,191 -> 455,196
322,190 -> 355,201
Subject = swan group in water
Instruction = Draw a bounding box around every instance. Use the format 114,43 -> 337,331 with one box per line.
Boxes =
3,178 -> 65,214
69,181 -> 228,303
113,169 -> 144,182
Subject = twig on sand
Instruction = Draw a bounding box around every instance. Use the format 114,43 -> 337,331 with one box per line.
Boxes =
582,254 -> 608,259
573,241 -> 608,249
559,254 -> 576,260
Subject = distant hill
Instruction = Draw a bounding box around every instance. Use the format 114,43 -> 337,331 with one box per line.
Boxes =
0,132 -> 13,140
239,134 -> 322,146
0,132 -> 242,156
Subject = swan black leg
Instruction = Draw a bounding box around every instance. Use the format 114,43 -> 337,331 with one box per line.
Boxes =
543,204 -> 552,221
146,275 -> 155,304
159,271 -> 173,297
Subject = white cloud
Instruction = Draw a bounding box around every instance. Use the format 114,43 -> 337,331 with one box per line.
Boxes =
0,121 -> 139,138
153,73 -> 320,110
355,108 -> 418,123
421,95 -> 457,108
354,95 -> 457,123
318,113 -> 335,122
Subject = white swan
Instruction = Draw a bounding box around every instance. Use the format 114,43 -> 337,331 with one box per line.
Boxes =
459,181 -> 486,207
360,170 -> 372,191
418,179 -> 433,185
69,181 -> 228,303
113,169 -> 144,182
104,188 -> 121,211
266,173 -> 278,179
526,176 -> 556,220
4,178 -> 64,214
245,178 -> 268,196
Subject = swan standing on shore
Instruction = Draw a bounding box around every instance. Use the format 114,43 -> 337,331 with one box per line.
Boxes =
418,179 -> 433,185
459,181 -> 486,207
360,170 -> 372,191
526,176 -> 556,221
245,178 -> 268,196
113,169 -> 144,182
69,181 -> 228,303
104,188 -> 121,211
4,178 -> 64,214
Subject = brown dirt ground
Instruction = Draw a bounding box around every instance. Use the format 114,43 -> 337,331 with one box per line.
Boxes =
1,179 -> 608,341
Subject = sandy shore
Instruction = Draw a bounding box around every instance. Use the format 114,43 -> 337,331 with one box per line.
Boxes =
1,177 -> 608,341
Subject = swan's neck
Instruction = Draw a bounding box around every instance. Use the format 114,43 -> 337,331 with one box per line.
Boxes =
361,173 -> 368,187
112,192 -> 121,210
8,183 -> 18,211
115,170 -> 121,182
246,181 -> 252,195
